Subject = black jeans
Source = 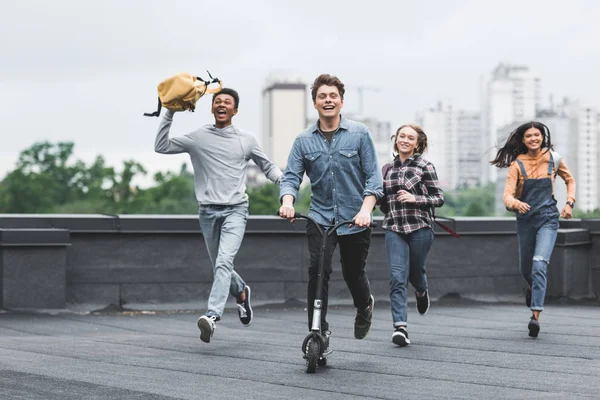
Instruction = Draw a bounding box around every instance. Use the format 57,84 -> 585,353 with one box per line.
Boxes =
306,221 -> 372,332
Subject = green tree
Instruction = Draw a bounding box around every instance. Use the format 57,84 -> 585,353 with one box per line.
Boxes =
247,183 -> 281,215
463,201 -> 486,216
131,167 -> 198,214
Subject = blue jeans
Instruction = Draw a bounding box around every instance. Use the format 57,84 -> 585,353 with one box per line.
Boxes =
199,204 -> 248,319
385,228 -> 434,327
517,210 -> 559,311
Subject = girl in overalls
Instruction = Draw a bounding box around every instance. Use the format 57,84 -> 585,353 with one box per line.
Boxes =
491,121 -> 576,338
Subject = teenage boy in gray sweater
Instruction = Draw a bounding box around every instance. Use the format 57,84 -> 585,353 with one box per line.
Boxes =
155,88 -> 282,343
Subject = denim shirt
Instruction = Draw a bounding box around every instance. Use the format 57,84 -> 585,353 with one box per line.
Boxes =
280,116 -> 384,235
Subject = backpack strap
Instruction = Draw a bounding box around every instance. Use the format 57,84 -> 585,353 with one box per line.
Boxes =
428,206 -> 460,238
143,96 -> 162,117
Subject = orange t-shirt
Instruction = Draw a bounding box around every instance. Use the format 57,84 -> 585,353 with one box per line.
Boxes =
503,151 -> 576,210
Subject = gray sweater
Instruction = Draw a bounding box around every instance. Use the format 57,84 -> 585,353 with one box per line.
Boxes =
155,110 -> 282,205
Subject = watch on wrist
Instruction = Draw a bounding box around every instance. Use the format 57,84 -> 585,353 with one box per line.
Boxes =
566,201 -> 574,208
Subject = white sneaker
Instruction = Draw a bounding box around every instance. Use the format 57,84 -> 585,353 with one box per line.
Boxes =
197,315 -> 217,343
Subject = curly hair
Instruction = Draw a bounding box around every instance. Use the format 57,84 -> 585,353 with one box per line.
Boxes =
392,124 -> 428,155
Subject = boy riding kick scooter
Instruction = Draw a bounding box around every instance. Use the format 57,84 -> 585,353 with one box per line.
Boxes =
285,212 -> 376,373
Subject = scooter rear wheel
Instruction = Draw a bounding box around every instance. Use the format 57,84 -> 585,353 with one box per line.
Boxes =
305,338 -> 320,373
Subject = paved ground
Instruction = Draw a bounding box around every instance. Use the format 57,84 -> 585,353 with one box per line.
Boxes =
0,301 -> 599,399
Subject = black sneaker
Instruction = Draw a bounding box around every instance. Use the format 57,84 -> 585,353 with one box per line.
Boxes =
237,285 -> 253,327
525,286 -> 532,308
392,327 -> 410,347
528,316 -> 540,338
416,290 -> 430,315
197,315 -> 217,343
354,295 -> 374,339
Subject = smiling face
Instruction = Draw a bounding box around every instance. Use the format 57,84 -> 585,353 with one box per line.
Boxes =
212,94 -> 237,128
313,85 -> 343,120
522,127 -> 543,152
395,126 -> 419,157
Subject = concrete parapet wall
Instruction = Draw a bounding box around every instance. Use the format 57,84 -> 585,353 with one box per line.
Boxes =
0,215 -> 598,309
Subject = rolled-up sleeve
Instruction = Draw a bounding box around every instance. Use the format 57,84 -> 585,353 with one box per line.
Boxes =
279,138 -> 305,202
360,132 -> 384,200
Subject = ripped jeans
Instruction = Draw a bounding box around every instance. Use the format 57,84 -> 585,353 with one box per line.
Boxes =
516,210 -> 559,311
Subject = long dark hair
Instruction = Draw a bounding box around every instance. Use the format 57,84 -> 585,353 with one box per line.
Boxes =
490,121 -> 553,168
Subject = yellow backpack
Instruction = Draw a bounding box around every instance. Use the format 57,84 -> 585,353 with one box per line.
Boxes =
144,71 -> 222,117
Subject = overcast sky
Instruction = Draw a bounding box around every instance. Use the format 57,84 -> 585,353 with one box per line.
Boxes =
1,0 -> 599,184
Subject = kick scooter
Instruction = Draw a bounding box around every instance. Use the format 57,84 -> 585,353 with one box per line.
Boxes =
284,212 -> 376,373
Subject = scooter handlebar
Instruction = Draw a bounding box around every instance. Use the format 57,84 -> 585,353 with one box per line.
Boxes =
277,211 -> 377,228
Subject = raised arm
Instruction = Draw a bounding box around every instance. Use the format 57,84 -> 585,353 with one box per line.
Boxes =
154,110 -> 194,154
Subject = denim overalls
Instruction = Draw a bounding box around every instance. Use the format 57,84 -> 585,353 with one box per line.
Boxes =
515,156 -> 559,311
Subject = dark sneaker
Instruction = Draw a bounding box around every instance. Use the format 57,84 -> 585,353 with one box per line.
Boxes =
392,327 -> 410,347
197,315 -> 217,343
527,316 -> 540,337
321,329 -> 332,357
525,286 -> 532,308
416,290 -> 430,315
237,285 -> 253,327
354,295 -> 374,339
528,316 -> 540,338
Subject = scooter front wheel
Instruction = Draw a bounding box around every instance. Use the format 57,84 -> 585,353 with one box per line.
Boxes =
305,338 -> 320,373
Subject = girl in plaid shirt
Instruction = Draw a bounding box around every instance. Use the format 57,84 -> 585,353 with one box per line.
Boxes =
379,124 -> 444,347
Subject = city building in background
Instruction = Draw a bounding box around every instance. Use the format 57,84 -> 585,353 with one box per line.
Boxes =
457,111 -> 483,188
570,103 -> 599,212
417,102 -> 482,190
262,72 -> 307,169
417,102 -> 459,189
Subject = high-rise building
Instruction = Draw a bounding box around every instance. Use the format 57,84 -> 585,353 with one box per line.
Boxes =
418,102 -> 481,190
457,111 -> 482,188
417,102 -> 458,189
571,103 -> 600,212
481,63 -> 541,184
262,73 -> 307,168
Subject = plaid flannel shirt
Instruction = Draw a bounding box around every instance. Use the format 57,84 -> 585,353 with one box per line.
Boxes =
381,154 -> 444,234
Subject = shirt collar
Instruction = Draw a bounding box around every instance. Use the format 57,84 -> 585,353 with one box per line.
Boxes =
394,153 -> 421,166
310,115 -> 349,134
